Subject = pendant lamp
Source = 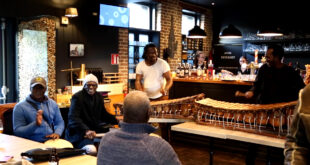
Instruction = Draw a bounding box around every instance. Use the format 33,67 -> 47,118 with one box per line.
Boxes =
257,27 -> 283,37
65,8 -> 78,17
219,24 -> 242,39
188,25 -> 207,38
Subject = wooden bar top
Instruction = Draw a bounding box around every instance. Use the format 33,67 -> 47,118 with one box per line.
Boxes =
173,77 -> 253,86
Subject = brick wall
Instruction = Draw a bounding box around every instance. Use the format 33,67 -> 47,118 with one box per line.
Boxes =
159,0 -> 182,71
203,9 -> 213,59
118,28 -> 129,91
117,1 -> 213,89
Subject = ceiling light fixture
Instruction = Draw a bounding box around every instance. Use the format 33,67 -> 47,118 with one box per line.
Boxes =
188,25 -> 207,38
219,24 -> 242,39
257,27 -> 283,37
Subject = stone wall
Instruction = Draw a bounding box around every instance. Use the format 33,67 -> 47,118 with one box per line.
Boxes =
18,17 -> 56,99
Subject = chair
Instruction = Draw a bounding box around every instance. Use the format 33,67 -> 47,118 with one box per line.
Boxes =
0,103 -> 16,135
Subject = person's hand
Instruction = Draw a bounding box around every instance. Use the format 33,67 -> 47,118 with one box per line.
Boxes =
46,133 -> 60,139
160,89 -> 168,96
221,69 -> 233,75
84,130 -> 96,139
36,110 -> 43,126
245,91 -> 254,99
305,76 -> 310,85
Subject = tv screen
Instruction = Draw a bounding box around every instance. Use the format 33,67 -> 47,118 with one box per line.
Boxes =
99,4 -> 129,28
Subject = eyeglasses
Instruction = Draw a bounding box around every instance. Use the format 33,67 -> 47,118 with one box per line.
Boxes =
86,84 -> 97,88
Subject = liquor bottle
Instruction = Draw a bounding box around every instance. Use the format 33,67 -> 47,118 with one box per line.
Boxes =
254,49 -> 258,64
192,65 -> 197,77
188,63 -> 192,77
176,63 -> 181,77
208,60 -> 214,79
197,65 -> 202,78
202,61 -> 207,79
179,63 -> 185,78
184,63 -> 189,78
48,148 -> 59,165
203,61 -> 207,74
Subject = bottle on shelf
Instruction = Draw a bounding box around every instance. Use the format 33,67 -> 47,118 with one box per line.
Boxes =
208,60 -> 214,79
188,63 -> 192,77
254,49 -> 259,64
184,63 -> 189,78
197,65 -> 202,78
179,63 -> 185,78
176,63 -> 181,77
48,148 -> 59,165
203,61 -> 207,79
203,61 -> 207,74
192,65 -> 197,77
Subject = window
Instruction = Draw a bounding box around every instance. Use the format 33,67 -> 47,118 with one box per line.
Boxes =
181,9 -> 203,36
128,3 -> 160,31
182,14 -> 195,35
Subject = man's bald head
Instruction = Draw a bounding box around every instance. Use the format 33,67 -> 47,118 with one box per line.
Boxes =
123,91 -> 151,123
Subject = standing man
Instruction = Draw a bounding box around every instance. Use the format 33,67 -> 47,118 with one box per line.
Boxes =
245,44 -> 305,104
65,74 -> 118,155
13,76 -> 64,142
97,91 -> 181,165
135,43 -> 173,101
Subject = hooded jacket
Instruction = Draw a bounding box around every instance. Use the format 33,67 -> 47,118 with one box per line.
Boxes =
13,95 -> 64,142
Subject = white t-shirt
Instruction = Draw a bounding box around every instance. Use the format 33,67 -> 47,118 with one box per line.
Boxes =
136,58 -> 170,99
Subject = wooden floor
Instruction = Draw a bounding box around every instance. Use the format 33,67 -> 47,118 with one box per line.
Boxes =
169,132 -> 284,165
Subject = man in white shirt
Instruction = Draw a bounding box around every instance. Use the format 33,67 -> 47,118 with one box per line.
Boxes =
135,43 -> 173,101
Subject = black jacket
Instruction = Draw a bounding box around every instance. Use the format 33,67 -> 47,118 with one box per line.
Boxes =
65,89 -> 118,143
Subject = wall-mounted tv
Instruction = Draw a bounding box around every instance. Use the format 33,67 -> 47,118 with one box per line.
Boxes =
99,4 -> 129,28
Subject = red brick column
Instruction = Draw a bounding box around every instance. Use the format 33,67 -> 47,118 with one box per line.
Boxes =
118,28 -> 129,91
160,0 -> 182,71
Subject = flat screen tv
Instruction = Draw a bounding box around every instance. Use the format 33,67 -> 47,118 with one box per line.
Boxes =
99,4 -> 129,28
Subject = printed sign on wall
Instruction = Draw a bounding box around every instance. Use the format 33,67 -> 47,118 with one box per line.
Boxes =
111,54 -> 119,65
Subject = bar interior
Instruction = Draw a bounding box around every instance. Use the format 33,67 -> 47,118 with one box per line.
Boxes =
1,0 -> 310,164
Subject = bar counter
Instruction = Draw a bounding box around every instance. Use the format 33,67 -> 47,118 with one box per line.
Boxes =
173,77 -> 253,85
169,77 -> 255,103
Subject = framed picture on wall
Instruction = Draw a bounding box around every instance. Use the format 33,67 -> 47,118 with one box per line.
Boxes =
69,43 -> 84,57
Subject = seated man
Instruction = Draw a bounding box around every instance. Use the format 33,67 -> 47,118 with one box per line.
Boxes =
13,76 -> 64,142
97,91 -> 181,165
284,84 -> 310,165
65,74 -> 118,155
